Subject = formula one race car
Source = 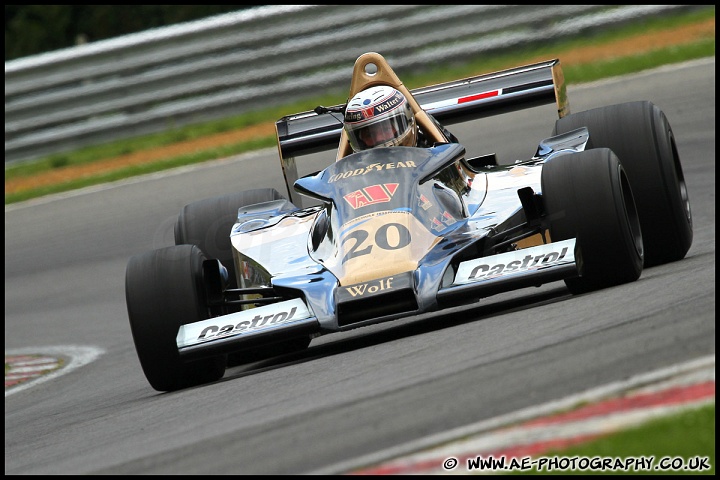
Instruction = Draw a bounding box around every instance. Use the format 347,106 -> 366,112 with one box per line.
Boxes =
126,52 -> 692,392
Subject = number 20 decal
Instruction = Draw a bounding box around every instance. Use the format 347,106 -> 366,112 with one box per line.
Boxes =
341,223 -> 411,263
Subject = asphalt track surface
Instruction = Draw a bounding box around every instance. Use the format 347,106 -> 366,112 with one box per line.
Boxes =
4,58 -> 715,475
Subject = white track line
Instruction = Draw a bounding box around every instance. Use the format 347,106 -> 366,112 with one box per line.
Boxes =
5,345 -> 105,397
312,354 -> 715,474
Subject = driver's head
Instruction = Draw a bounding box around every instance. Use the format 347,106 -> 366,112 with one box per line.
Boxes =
344,86 -> 417,152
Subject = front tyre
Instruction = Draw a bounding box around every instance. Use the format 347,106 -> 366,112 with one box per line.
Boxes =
541,148 -> 643,294
126,245 -> 226,392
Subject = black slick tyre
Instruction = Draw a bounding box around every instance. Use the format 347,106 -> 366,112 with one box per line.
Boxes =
126,245 -> 226,392
174,188 -> 288,288
541,148 -> 643,294
552,101 -> 692,266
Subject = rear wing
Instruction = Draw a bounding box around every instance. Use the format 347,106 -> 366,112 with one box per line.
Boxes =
275,56 -> 569,205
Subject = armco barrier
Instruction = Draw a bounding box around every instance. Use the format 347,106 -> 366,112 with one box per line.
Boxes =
4,5 -> 698,164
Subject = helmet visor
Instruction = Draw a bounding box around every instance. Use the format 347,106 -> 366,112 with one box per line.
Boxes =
350,113 -> 409,150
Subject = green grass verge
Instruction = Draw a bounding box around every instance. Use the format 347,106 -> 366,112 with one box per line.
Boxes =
5,136 -> 278,204
511,403 -> 715,475
4,6 -> 715,205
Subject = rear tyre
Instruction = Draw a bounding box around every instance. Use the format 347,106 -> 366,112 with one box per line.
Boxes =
541,148 -> 643,294
126,245 -> 226,392
552,101 -> 692,266
174,189 -> 288,288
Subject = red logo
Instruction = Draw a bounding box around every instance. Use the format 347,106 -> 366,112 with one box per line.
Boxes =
418,194 -> 432,210
344,183 -> 399,209
441,211 -> 457,225
362,106 -> 375,119
431,217 -> 445,232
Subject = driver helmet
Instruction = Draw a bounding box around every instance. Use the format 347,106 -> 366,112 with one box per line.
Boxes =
344,86 -> 417,152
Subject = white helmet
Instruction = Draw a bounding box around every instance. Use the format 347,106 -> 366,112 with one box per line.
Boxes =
344,86 -> 417,152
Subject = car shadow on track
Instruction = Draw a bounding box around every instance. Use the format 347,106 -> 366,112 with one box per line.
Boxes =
218,284 -> 572,383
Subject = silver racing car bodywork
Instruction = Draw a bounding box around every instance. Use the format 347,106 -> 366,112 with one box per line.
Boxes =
126,52 -> 692,391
